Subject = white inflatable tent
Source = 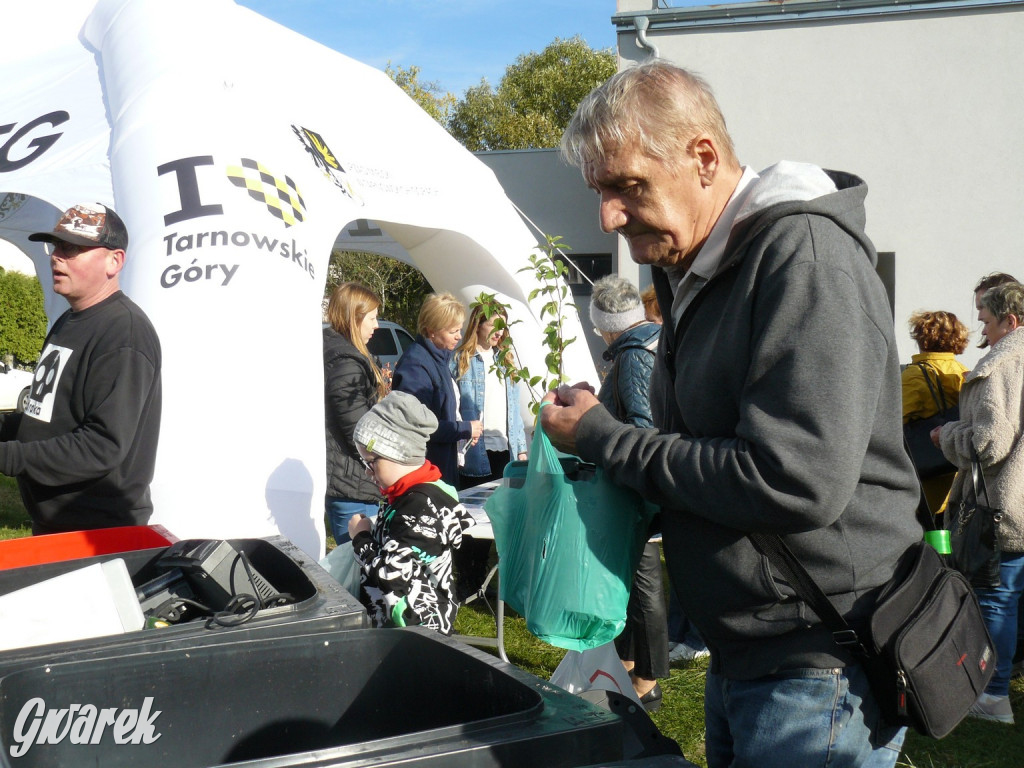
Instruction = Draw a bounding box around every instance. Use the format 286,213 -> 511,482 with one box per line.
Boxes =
0,0 -> 596,558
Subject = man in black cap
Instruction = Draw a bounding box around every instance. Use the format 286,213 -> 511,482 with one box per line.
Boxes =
0,203 -> 162,534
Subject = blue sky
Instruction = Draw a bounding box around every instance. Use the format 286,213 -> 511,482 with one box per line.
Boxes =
235,1 -> 623,97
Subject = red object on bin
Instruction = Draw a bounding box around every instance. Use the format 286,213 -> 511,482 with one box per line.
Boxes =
0,525 -> 177,571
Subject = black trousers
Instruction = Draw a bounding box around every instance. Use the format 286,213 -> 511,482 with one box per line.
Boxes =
615,539 -> 670,679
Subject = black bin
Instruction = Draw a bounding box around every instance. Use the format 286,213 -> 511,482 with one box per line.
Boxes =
0,627 -> 623,768
0,536 -> 366,667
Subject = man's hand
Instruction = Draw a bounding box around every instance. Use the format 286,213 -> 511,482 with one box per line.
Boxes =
539,384 -> 601,454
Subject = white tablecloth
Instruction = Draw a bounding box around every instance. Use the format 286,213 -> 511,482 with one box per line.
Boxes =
459,480 -> 501,539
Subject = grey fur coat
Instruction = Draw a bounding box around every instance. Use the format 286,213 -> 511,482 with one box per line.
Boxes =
940,327 -> 1024,552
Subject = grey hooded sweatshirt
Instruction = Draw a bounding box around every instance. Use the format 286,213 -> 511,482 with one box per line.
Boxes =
575,163 -> 922,680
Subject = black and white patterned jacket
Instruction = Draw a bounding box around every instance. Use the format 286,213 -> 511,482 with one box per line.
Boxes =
352,481 -> 474,635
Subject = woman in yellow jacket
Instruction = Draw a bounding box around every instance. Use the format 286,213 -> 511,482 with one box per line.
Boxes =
901,310 -> 969,512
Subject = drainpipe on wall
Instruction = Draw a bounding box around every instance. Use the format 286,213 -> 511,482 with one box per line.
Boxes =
634,16 -> 660,59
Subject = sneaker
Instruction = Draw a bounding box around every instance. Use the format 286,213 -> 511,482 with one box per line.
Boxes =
668,642 -> 710,663
968,693 -> 1015,724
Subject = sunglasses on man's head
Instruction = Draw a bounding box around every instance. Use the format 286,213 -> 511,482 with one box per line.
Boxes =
49,241 -> 94,258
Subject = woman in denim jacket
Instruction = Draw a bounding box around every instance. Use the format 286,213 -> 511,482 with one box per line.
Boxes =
453,304 -> 528,485
451,303 -> 528,599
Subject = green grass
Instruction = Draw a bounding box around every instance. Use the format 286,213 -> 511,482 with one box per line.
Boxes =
0,475 -> 30,540
4,482 -> 1022,766
454,593 -> 1024,768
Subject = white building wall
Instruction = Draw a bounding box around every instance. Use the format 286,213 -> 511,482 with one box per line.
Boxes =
475,148 -> 615,257
477,149 -> 621,371
615,1 -> 1024,368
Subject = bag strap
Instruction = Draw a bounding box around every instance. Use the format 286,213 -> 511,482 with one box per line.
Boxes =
750,441 -> 938,655
748,532 -> 869,655
902,433 -> 939,532
914,362 -> 950,415
969,445 -> 994,507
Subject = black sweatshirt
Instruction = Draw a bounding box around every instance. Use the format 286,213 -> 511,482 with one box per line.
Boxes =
0,291 -> 162,533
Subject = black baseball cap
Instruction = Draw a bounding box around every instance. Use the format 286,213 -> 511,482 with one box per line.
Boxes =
28,203 -> 129,251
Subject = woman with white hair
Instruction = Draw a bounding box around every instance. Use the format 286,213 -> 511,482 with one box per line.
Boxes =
590,274 -> 668,711
936,281 -> 1024,724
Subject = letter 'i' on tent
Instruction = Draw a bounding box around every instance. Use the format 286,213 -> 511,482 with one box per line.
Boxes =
0,0 -> 595,558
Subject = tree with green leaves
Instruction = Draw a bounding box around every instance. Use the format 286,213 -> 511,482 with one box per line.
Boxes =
474,235 -> 577,414
448,37 -> 616,152
0,269 -> 46,366
324,251 -> 432,333
386,63 -> 457,126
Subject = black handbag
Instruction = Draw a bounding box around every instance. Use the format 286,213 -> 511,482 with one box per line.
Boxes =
903,363 -> 958,479
948,447 -> 1003,589
751,482 -> 995,739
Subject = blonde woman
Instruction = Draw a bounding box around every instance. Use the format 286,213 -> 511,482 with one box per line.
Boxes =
323,283 -> 388,544
452,303 -> 528,489
450,303 -> 528,601
392,292 -> 482,486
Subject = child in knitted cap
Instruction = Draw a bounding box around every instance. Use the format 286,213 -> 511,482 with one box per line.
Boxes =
350,390 -> 475,634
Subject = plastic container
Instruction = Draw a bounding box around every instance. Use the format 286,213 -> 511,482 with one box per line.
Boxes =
0,525 -> 175,571
0,536 -> 366,665
577,759 -> 699,767
0,627 -> 624,768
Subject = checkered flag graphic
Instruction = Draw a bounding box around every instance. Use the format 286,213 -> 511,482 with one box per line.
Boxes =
226,158 -> 306,227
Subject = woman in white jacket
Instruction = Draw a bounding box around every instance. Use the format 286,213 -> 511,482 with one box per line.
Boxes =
937,281 -> 1024,724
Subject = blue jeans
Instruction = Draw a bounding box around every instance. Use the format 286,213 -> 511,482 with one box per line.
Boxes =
667,586 -> 707,652
326,498 -> 378,545
704,665 -> 905,768
974,551 -> 1024,697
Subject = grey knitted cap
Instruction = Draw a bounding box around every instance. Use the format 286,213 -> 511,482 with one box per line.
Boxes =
354,391 -> 438,466
590,275 -> 646,333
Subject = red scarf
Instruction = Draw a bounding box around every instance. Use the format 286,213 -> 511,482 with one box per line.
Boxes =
383,461 -> 442,504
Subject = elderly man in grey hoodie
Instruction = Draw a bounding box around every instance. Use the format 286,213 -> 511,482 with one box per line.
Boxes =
540,61 -> 921,768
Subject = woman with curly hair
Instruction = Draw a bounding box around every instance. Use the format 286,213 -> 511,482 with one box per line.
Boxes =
901,310 -> 970,512
323,282 -> 388,544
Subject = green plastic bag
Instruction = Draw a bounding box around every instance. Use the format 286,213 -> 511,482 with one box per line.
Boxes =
484,415 -> 655,650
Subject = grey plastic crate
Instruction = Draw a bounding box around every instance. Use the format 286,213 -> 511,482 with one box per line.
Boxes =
0,536 -> 366,667
0,627 -> 624,768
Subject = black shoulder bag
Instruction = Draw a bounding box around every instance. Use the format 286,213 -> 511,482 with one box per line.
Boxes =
903,363 -> 958,478
750,482 -> 994,739
948,446 -> 1003,589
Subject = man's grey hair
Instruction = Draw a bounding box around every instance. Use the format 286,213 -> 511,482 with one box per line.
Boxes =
980,282 -> 1024,322
561,59 -> 737,172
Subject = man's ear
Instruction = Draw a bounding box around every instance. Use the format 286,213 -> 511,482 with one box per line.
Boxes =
1008,313 -> 1021,331
692,136 -> 719,187
107,248 -> 126,278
